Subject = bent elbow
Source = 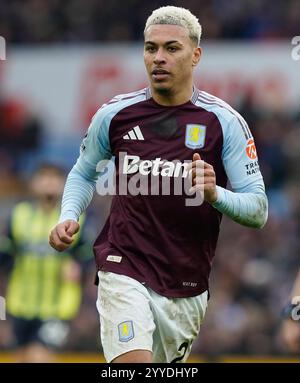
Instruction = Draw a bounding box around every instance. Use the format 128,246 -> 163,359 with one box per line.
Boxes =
236,193 -> 268,229
252,212 -> 268,229
249,194 -> 268,229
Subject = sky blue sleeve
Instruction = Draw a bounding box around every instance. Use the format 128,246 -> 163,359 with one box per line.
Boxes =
58,91 -> 147,223
59,108 -> 112,223
213,114 -> 268,228
221,115 -> 263,190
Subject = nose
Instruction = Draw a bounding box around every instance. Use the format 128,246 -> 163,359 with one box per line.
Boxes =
153,48 -> 166,64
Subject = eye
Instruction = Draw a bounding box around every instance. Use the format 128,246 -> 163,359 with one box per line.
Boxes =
145,46 -> 156,53
167,46 -> 178,52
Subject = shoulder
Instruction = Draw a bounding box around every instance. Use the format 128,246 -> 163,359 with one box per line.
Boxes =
195,90 -> 251,139
12,201 -> 32,215
10,202 -> 33,234
92,88 -> 148,123
103,88 -> 149,106
195,90 -> 246,125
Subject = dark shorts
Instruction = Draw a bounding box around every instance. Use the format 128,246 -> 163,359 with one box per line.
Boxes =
10,316 -> 70,348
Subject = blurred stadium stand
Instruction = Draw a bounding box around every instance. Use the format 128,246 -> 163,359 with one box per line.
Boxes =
1,0 -> 300,361
0,0 -> 299,42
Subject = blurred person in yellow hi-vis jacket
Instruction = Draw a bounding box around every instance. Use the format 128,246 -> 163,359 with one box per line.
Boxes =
0,163 -> 89,362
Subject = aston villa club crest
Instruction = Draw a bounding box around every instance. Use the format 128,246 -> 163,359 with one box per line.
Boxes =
185,124 -> 206,149
118,320 -> 134,342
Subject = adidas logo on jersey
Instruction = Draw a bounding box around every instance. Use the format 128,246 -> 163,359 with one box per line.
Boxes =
123,126 -> 144,140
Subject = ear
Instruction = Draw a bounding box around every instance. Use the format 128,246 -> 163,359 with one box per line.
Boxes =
192,46 -> 202,67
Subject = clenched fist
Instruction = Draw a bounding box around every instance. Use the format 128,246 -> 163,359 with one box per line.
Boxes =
49,220 -> 80,252
187,153 -> 218,204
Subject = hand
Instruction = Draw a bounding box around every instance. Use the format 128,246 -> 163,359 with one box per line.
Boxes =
49,220 -> 80,252
187,153 -> 218,204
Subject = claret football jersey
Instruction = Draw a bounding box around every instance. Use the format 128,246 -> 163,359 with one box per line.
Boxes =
75,87 -> 263,298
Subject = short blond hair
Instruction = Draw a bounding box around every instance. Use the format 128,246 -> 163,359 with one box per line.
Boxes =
144,6 -> 202,46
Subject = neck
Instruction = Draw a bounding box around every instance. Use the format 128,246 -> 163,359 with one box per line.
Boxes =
37,198 -> 58,212
151,83 -> 194,106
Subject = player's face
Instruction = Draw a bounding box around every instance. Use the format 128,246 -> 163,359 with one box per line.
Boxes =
144,24 -> 200,96
31,172 -> 65,203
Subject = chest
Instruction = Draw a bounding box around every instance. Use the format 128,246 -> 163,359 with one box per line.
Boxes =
109,104 -> 223,167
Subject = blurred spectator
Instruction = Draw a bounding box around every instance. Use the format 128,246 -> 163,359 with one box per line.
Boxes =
0,163 -> 92,362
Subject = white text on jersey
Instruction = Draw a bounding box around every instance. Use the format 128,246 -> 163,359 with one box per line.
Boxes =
123,154 -> 189,178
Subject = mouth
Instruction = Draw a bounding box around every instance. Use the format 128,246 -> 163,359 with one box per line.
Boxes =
151,68 -> 170,81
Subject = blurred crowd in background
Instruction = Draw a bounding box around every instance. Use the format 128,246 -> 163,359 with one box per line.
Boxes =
0,0 -> 300,43
1,0 -> 300,359
195,102 -> 300,356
